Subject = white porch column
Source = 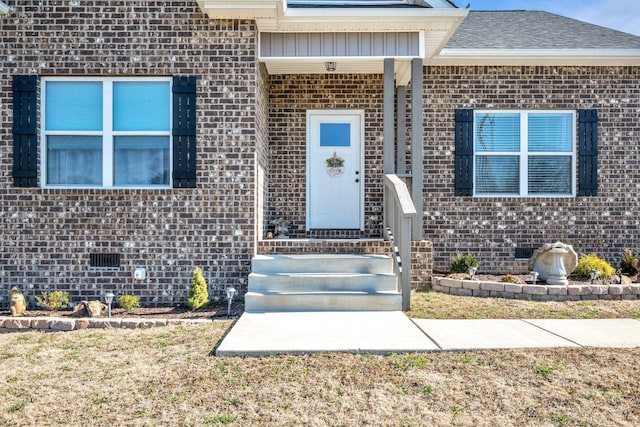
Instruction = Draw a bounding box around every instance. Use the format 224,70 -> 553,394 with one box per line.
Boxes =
411,58 -> 424,240
383,58 -> 395,174
396,86 -> 407,174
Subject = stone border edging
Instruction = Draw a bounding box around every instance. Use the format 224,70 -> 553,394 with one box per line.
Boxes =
0,316 -> 214,332
433,277 -> 640,301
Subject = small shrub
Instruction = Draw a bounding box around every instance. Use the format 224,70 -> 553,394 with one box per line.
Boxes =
449,252 -> 478,274
500,274 -> 521,284
573,253 -> 616,279
620,249 -> 640,276
188,266 -> 209,310
35,290 -> 69,311
118,295 -> 140,312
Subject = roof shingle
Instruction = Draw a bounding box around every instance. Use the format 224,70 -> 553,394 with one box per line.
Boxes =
446,11 -> 640,50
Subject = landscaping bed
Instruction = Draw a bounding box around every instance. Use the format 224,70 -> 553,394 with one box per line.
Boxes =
0,301 -> 245,332
432,274 -> 640,301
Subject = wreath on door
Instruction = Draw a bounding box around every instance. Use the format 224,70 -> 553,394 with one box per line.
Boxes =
325,151 -> 345,177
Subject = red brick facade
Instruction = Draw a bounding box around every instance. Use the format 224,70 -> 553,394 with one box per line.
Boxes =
0,1 -> 259,305
267,74 -> 386,239
422,65 -> 640,273
1,1 -> 638,307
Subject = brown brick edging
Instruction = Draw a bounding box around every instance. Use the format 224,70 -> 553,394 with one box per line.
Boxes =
0,316 -> 214,333
433,277 -> 640,301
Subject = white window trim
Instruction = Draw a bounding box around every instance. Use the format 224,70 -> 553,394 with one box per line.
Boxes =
41,76 -> 173,190
473,110 -> 576,198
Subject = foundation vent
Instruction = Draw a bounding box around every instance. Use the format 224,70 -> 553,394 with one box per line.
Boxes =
515,247 -> 535,260
90,253 -> 121,269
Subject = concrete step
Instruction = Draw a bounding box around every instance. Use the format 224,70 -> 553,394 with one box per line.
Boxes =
251,254 -> 394,275
245,253 -> 400,312
244,291 -> 402,312
248,272 -> 398,293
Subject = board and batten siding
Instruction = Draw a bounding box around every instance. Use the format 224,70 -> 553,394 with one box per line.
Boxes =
260,32 -> 421,58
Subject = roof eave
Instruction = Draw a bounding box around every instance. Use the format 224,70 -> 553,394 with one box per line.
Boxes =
431,48 -> 640,66
197,0 -> 468,31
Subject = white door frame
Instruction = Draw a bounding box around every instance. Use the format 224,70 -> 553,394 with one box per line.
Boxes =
306,109 -> 365,231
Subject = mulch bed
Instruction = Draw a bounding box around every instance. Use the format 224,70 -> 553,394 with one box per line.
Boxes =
1,300 -> 245,320
444,272 -> 637,286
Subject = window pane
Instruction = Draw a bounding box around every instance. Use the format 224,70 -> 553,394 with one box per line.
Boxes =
114,136 -> 170,186
113,82 -> 170,131
529,114 -> 573,152
46,82 -> 103,131
47,136 -> 102,185
528,156 -> 572,195
320,123 -> 351,147
475,155 -> 519,195
476,113 -> 520,152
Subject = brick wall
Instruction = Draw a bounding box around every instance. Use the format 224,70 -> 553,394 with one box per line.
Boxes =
267,74 -> 386,238
423,65 -> 640,274
0,1 -> 259,306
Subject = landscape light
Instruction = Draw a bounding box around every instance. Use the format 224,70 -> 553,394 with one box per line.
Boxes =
226,286 -> 237,318
105,292 -> 115,319
530,271 -> 539,285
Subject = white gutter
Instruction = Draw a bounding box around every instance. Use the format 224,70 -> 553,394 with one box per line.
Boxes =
440,48 -> 640,57
0,1 -> 10,15
431,48 -> 640,66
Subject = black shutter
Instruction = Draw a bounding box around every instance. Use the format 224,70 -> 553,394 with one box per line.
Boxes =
578,109 -> 598,196
454,109 -> 474,196
12,75 -> 38,187
172,76 -> 197,188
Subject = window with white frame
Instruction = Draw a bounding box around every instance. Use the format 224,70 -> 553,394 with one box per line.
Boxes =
474,111 -> 575,197
42,78 -> 171,188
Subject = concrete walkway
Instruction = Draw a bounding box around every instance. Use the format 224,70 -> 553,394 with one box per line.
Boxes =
216,312 -> 640,356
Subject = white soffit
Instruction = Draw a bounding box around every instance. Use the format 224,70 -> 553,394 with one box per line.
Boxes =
0,1 -> 10,15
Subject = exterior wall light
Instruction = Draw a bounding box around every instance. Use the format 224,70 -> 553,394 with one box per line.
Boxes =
325,61 -> 336,72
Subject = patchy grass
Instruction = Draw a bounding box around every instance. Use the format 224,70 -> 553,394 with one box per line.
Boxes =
408,290 -> 640,319
0,323 -> 639,426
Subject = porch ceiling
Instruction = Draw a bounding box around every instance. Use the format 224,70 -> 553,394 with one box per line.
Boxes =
263,57 -> 415,84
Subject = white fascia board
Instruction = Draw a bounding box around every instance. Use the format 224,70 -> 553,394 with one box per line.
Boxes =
431,48 -> 640,66
197,0 -> 282,19
261,7 -> 467,32
284,7 -> 467,19
440,48 -> 640,57
0,1 -> 10,15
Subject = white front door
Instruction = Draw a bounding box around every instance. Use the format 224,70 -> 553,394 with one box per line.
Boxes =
307,110 -> 364,230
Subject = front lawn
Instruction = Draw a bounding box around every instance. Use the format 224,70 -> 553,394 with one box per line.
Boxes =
1,323 -> 639,426
408,290 -> 640,320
